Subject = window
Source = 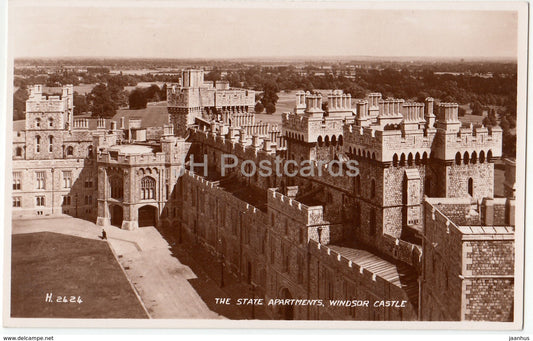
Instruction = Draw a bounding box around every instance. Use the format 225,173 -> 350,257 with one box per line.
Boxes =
63,171 -> 72,188
110,177 -> 123,199
15,147 -> 22,157
141,176 -> 156,200
13,172 -> 21,190
35,118 -> 41,128
35,136 -> 41,153
36,196 -> 45,206
13,197 -> 21,207
468,178 -> 473,196
62,195 -> 71,206
66,146 -> 74,156
36,171 -> 45,189
49,136 -> 53,152
84,178 -> 93,188
84,195 -> 93,205
48,118 -> 53,127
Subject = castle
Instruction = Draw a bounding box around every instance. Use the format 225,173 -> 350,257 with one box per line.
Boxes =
11,69 -> 516,321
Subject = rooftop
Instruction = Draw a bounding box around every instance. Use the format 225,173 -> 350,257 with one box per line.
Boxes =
108,144 -> 157,155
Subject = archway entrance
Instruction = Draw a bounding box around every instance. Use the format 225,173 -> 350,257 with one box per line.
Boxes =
138,205 -> 157,227
110,205 -> 123,227
279,288 -> 294,320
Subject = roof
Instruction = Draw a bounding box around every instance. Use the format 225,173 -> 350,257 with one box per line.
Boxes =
108,144 -> 155,155
327,244 -> 419,305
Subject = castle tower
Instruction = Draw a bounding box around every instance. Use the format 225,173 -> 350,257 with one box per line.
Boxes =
294,91 -> 306,115
431,102 -> 502,200
167,69 -> 207,137
424,97 -> 436,129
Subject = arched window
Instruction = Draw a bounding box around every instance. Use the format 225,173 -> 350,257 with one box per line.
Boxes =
35,136 -> 41,153
463,151 -> 470,165
331,135 -> 337,146
393,154 -> 399,167
325,136 -> 330,147
468,178 -> 473,196
48,118 -> 53,127
66,146 -> 74,156
110,177 -> 123,199
338,135 -> 343,146
370,179 -> 376,199
35,118 -> 41,128
471,151 -> 477,164
479,150 -> 485,163
317,136 -> 323,147
141,176 -> 156,200
487,150 -> 493,162
455,152 -> 461,165
48,136 -> 53,153
415,152 -> 421,165
400,153 -> 406,166
15,147 -> 22,157
408,153 -> 414,166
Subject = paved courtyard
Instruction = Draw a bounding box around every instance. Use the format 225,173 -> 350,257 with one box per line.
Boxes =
11,217 -> 221,319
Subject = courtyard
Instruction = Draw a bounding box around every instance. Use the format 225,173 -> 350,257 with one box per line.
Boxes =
10,217 -> 222,319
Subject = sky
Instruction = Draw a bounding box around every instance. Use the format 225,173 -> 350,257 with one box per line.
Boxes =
8,1 -> 520,60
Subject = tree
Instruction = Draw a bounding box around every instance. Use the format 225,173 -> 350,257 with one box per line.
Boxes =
73,92 -> 90,115
471,101 -> 484,116
265,102 -> 276,115
458,106 -> 467,117
482,108 -> 498,127
255,102 -> 264,114
145,84 -> 161,102
87,83 -> 118,118
205,68 -> 221,82
260,80 -> 279,115
159,83 -> 167,101
13,87 -> 29,121
128,88 -> 148,110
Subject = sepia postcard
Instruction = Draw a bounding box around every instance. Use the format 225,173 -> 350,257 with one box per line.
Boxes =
1,0 -> 529,332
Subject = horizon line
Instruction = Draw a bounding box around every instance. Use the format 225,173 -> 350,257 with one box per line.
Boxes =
13,55 -> 518,63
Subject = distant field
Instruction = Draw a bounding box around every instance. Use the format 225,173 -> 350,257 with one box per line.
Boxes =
73,84 -> 96,95
459,114 -> 485,126
114,102 -> 169,128
11,232 -> 148,319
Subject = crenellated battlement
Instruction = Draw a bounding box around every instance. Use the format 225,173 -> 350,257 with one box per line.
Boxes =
183,169 -> 263,215
268,189 -> 325,226
282,112 -> 352,144
343,124 -> 434,163
97,146 -> 166,165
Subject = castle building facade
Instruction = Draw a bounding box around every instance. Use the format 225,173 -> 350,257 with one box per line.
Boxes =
11,70 -> 516,322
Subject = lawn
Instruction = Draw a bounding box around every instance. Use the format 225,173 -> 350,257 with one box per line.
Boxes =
11,232 -> 148,319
